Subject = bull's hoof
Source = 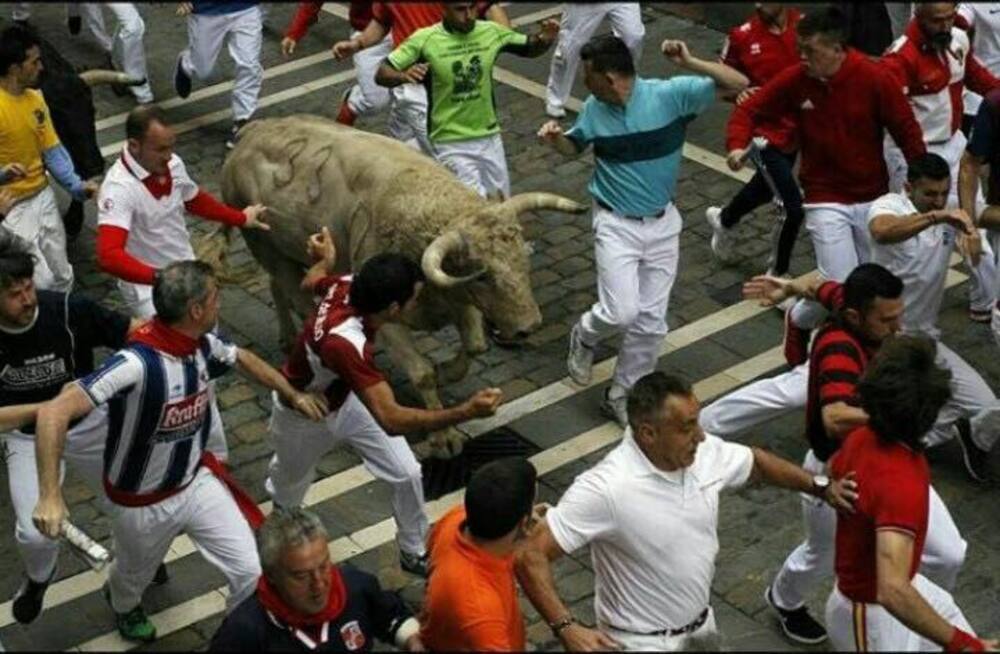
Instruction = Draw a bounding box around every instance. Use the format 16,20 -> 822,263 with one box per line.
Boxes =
427,428 -> 467,459
487,324 -> 525,350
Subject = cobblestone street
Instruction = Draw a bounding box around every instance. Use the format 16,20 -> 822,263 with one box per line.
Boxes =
0,2 -> 997,651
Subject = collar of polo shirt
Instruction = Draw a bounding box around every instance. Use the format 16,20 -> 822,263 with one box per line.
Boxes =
621,427 -> 686,485
122,145 -> 153,180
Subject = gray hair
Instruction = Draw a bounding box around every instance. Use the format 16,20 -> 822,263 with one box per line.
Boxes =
258,507 -> 329,577
151,260 -> 215,324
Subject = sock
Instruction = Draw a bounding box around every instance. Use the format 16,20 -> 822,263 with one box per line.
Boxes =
335,101 -> 357,126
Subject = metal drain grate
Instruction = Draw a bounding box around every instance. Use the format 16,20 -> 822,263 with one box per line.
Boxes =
421,426 -> 541,501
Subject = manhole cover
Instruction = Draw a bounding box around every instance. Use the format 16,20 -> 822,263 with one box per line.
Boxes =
421,427 -> 541,500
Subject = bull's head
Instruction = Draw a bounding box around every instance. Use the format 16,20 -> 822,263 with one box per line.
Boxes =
421,192 -> 586,341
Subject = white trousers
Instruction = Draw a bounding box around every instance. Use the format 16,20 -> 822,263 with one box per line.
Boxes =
118,279 -> 229,460
885,131 -> 996,312
265,391 -> 429,556
3,408 -> 109,583
3,186 -> 73,292
790,201 -> 872,330
388,83 -> 433,155
578,202 -> 681,392
74,3 -> 153,103
180,6 -> 262,121
108,467 -> 259,613
545,3 -> 645,111
826,575 -> 971,652
700,342 -> 999,450
346,30 -> 392,117
771,450 -> 966,611
433,134 -> 511,199
599,608 -> 721,652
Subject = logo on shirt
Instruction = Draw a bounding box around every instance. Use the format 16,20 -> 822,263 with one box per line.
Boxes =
0,355 -> 69,390
33,108 -> 45,126
452,55 -> 483,96
750,42 -> 761,55
801,99 -> 815,110
340,621 -> 366,651
101,197 -> 114,212
156,390 -> 209,442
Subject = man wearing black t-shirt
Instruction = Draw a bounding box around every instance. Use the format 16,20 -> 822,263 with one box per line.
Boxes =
0,231 -> 138,624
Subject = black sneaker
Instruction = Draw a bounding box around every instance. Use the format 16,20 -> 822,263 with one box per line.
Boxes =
764,584 -> 827,644
67,14 -> 81,35
399,550 -> 430,578
11,569 -> 55,624
226,119 -> 248,150
955,418 -> 992,483
174,54 -> 192,99
151,563 -> 169,586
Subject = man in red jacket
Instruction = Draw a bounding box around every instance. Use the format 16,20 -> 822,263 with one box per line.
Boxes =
882,2 -> 1000,324
707,3 -> 804,277
728,5 -> 926,365
281,2 -> 392,127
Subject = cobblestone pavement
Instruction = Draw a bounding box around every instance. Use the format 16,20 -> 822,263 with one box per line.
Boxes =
0,3 -> 998,651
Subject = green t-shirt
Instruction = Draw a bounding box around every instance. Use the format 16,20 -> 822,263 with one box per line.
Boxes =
387,20 -> 530,144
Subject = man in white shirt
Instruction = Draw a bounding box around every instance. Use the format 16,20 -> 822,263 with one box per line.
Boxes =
514,371 -> 857,652
867,152 -> 1000,481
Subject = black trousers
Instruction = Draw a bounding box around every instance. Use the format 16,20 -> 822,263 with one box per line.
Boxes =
720,146 -> 804,275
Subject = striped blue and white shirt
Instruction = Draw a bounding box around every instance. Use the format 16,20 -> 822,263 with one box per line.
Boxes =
77,333 -> 237,504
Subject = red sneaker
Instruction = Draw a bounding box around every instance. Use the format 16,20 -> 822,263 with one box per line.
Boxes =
783,309 -> 810,367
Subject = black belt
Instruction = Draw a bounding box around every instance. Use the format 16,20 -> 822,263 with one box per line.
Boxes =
610,607 -> 709,637
596,198 -> 667,221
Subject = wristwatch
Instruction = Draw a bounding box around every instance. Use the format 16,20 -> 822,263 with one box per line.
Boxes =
812,474 -> 831,498
549,614 -> 576,636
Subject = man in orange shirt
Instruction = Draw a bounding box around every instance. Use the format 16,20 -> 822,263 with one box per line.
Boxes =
420,457 -> 539,651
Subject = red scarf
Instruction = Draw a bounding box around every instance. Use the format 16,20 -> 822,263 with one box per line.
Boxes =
128,318 -> 199,356
257,568 -> 348,629
121,151 -> 173,200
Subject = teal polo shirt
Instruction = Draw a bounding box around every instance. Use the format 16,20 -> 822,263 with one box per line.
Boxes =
565,76 -> 715,217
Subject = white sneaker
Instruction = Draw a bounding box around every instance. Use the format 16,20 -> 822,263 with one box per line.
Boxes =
706,206 -> 737,264
567,323 -> 594,386
545,102 -> 566,119
601,388 -> 628,428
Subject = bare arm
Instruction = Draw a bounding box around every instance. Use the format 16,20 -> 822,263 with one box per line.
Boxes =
741,272 -> 826,307
375,60 -> 427,88
485,3 -> 511,27
876,530 -> 982,649
749,447 -> 858,512
332,18 -> 388,60
235,349 -> 328,421
357,381 -> 500,434
0,402 -> 42,432
821,402 -> 870,439
869,209 -> 975,245
33,385 -> 95,538
301,227 -> 337,291
537,120 -> 584,157
662,39 -> 749,95
959,151 -> 985,221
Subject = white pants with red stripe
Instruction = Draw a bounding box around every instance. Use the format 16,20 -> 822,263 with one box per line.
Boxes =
4,186 -> 73,293
545,3 -> 645,113
179,5 -> 262,121
387,83 -> 433,155
577,201 -> 681,393
885,131 -> 996,313
3,408 -> 109,584
265,391 -> 430,557
345,30 -> 392,117
108,467 -> 260,614
790,202 -> 873,330
433,134 -> 511,199
770,450 -> 966,612
826,575 -> 972,652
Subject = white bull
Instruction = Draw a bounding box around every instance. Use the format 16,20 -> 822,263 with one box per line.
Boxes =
215,115 -> 585,457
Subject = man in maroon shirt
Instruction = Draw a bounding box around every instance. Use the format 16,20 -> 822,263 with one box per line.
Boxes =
707,3 -> 805,277
826,336 -> 995,652
743,264 -> 967,646
265,229 -> 503,579
729,5 -> 927,366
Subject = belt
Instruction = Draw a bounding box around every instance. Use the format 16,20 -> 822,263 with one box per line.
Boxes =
610,608 -> 709,637
596,198 -> 667,221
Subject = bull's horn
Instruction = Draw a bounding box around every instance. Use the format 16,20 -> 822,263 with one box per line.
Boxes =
421,230 -> 486,288
502,192 -> 588,216
79,70 -> 143,87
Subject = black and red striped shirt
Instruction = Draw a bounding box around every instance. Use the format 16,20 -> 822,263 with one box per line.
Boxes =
805,282 -> 880,461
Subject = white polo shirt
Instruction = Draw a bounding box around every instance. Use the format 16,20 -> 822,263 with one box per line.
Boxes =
97,147 -> 200,270
545,428 -> 753,633
866,192 -> 953,340
960,3 -> 1000,116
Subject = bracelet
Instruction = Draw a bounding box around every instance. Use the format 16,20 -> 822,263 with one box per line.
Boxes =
947,627 -> 984,653
549,615 -> 576,636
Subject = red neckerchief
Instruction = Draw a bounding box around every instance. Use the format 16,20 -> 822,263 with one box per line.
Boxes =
120,149 -> 173,200
128,318 -> 199,356
257,568 -> 347,630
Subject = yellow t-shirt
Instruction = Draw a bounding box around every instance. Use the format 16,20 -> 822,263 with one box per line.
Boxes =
0,87 -> 59,199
